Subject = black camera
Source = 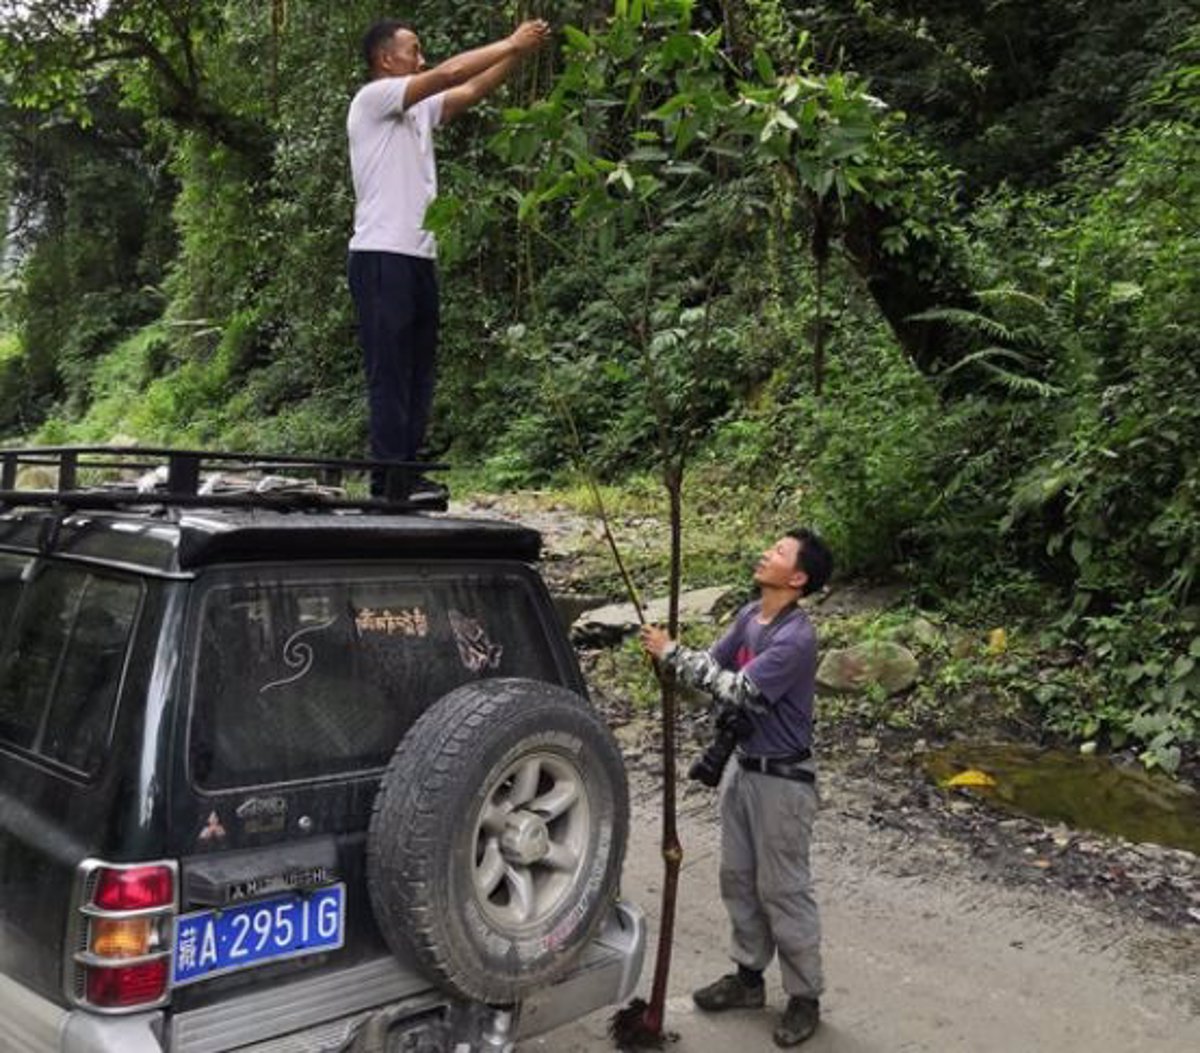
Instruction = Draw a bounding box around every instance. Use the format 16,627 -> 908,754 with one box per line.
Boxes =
688,704 -> 753,787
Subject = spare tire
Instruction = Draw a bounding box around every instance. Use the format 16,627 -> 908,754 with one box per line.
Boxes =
366,678 -> 629,1004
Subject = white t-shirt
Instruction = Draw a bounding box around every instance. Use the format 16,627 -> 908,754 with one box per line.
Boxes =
347,76 -> 445,259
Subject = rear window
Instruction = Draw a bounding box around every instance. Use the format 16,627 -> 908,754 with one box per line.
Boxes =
189,567 -> 565,789
0,561 -> 141,774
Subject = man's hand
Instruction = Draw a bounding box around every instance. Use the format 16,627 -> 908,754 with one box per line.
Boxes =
510,19 -> 551,53
441,20 -> 550,121
640,624 -> 674,660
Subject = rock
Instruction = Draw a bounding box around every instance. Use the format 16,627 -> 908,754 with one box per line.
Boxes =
571,586 -> 734,645
817,641 -> 920,696
14,466 -> 58,490
552,592 -> 612,630
949,633 -> 976,659
811,582 -> 907,617
904,616 -> 941,649
856,736 -> 880,752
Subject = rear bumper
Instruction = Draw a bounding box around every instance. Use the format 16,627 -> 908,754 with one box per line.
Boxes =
517,898 -> 646,1040
2,900 -> 645,1052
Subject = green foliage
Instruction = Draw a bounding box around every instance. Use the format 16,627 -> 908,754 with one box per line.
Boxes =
802,0 -> 1183,193
975,55 -> 1200,613
695,294 -> 944,577
2,109 -> 171,421
1071,600 -> 1198,774
1,1 -> 1197,765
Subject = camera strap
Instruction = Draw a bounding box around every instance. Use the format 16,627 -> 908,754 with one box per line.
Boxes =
747,601 -> 801,656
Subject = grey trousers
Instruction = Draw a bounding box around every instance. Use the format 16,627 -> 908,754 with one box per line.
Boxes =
719,765 -> 824,999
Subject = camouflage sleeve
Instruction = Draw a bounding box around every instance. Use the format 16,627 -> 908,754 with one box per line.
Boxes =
663,644 -> 767,712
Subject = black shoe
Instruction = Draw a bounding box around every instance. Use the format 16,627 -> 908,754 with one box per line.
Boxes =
372,475 -> 447,504
773,996 -> 819,1047
412,477 -> 451,498
692,973 -> 766,1012
408,476 -> 448,503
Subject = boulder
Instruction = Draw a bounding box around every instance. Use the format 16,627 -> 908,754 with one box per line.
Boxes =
571,586 -> 734,646
811,582 -> 907,617
817,640 -> 920,696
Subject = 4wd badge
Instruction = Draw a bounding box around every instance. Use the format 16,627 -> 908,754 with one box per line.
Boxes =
236,796 -> 287,834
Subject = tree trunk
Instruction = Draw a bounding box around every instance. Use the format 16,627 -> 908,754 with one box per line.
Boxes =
841,201 -> 979,391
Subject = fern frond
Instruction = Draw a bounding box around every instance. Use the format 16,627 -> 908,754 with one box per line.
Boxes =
909,307 -> 1015,344
977,361 -> 1063,399
940,345 -> 1038,375
974,286 -> 1047,313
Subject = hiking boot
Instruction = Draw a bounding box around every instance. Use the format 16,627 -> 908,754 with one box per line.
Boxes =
692,973 -> 766,1012
773,996 -> 820,1047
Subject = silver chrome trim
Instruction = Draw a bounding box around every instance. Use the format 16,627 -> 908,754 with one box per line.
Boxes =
73,950 -> 171,969
65,858 -> 180,1015
80,904 -> 175,921
518,899 -> 647,1041
168,956 -> 430,1053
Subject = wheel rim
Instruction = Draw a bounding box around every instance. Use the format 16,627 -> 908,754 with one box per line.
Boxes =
472,749 -> 591,931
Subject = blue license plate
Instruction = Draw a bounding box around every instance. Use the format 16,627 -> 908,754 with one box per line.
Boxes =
171,884 -> 345,986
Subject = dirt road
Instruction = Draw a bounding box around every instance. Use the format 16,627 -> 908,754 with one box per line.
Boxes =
525,767 -> 1200,1052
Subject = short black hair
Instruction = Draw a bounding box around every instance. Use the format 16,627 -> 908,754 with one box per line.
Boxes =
362,20 -> 409,71
787,528 -> 833,596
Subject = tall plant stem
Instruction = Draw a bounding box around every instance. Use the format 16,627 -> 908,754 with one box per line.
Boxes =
641,462 -> 685,1034
547,385 -> 646,623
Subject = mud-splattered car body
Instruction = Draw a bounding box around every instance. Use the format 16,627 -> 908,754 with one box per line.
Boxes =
0,475 -> 642,1053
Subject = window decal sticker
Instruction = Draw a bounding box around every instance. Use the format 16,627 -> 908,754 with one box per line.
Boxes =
448,609 -> 503,673
259,616 -> 337,695
353,607 -> 429,638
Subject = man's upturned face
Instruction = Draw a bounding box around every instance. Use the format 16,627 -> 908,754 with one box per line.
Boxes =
754,535 -> 807,593
379,28 -> 425,76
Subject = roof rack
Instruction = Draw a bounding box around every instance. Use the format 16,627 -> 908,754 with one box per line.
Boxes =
0,446 -> 449,514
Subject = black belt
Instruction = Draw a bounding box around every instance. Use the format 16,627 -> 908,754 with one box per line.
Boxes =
738,754 -> 815,783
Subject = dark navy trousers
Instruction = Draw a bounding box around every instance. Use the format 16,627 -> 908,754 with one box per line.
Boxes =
348,251 -> 439,487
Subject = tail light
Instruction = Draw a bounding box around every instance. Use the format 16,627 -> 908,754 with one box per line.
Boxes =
68,860 -> 178,1012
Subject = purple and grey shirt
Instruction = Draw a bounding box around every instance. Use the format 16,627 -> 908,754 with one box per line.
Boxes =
664,601 -> 817,758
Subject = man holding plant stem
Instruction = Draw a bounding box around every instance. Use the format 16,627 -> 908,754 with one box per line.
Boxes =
641,529 -> 833,1047
347,18 -> 550,495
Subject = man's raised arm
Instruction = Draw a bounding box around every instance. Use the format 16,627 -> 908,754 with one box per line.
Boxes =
405,20 -> 549,110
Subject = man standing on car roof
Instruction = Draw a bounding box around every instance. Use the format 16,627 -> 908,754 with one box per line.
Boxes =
640,529 -> 834,1047
347,19 -> 551,496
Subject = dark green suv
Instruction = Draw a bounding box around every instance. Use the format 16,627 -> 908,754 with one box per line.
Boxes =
0,448 -> 643,1053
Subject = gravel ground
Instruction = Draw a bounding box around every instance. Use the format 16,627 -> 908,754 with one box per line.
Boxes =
458,495 -> 1200,1050
523,757 -> 1200,1052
